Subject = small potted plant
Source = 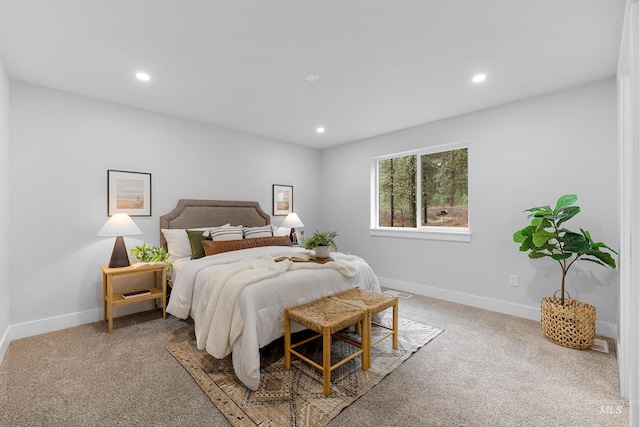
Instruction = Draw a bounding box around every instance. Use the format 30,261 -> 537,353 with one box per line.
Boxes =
129,242 -> 172,267
512,194 -> 617,349
302,230 -> 338,259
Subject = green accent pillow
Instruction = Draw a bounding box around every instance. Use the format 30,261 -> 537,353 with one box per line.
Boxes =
186,229 -> 212,259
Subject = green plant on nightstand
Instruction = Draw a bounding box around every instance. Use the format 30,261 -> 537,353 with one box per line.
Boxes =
129,243 -> 172,267
302,230 -> 338,259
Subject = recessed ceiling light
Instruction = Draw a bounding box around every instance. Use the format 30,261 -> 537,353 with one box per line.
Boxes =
472,74 -> 486,83
316,127 -> 325,134
136,72 -> 151,82
305,73 -> 320,82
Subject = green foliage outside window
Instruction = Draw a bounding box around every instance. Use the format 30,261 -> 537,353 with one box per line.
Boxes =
378,147 -> 468,228
421,148 -> 468,226
379,155 -> 417,227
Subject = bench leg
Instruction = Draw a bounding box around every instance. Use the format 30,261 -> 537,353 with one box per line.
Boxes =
323,326 -> 331,396
392,299 -> 399,349
284,309 -> 291,370
362,310 -> 371,370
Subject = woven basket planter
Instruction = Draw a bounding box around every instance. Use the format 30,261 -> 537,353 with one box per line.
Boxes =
540,291 -> 596,350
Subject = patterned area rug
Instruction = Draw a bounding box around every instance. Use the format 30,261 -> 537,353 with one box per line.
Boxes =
167,316 -> 443,427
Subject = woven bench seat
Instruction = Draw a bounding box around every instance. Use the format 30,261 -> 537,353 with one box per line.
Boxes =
329,288 -> 398,370
284,296 -> 369,396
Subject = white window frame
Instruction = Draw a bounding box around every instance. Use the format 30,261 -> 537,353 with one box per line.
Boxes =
370,141 -> 471,242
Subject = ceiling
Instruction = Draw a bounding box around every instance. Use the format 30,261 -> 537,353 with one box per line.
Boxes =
0,0 -> 626,149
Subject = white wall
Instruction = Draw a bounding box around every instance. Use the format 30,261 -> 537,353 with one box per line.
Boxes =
0,58 -> 10,359
8,82 -> 321,337
3,78 -> 620,346
321,79 -> 619,336
617,0 -> 640,421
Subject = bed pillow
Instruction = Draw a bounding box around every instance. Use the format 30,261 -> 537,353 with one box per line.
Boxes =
243,225 -> 273,239
201,223 -> 231,237
186,229 -> 212,259
161,228 -> 192,260
162,227 -> 210,261
208,225 -> 244,241
203,235 -> 292,256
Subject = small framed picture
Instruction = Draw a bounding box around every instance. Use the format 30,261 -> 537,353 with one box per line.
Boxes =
273,184 -> 293,216
107,170 -> 152,216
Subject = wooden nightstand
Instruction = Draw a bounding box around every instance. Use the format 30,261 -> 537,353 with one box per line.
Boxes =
100,263 -> 167,333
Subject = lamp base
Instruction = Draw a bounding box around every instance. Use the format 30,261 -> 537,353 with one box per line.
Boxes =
108,236 -> 131,268
289,228 -> 298,244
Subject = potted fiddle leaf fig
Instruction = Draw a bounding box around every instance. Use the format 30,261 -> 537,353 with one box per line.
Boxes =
512,194 -> 617,349
302,230 -> 338,259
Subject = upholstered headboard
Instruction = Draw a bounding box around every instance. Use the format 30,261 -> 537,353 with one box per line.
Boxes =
159,199 -> 270,249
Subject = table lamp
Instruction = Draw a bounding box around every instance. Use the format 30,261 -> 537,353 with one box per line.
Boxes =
281,212 -> 304,244
97,213 -> 143,268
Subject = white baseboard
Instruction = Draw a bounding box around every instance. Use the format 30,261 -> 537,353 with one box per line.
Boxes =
0,301 -> 161,365
0,309 -> 101,366
378,276 -> 617,338
9,308 -> 103,342
0,278 -> 618,368
596,320 -> 618,340
0,325 -> 9,363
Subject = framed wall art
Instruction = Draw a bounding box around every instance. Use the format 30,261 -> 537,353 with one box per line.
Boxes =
272,184 -> 293,216
107,170 -> 152,216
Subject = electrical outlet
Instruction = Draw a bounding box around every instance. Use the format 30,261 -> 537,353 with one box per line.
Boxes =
509,274 -> 519,287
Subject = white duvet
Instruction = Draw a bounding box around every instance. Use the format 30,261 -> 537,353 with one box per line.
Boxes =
166,245 -> 381,390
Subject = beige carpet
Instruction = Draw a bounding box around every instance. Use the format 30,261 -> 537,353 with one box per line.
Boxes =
168,316 -> 443,427
0,290 -> 629,426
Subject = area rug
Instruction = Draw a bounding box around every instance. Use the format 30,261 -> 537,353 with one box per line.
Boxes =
167,316 -> 443,427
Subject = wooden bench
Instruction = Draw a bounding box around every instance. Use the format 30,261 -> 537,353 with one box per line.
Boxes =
284,297 -> 369,396
329,288 -> 398,370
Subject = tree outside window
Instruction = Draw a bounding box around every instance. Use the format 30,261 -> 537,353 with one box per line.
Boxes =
377,146 -> 468,229
421,148 -> 468,227
378,154 -> 417,227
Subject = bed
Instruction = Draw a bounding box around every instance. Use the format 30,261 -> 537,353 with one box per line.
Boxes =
161,199 -> 381,390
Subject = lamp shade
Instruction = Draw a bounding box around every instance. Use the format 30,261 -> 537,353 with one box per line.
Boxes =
97,213 -> 142,268
97,213 -> 143,237
280,213 -> 304,229
281,212 -> 304,244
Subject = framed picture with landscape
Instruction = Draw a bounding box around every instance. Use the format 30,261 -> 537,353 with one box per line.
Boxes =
272,184 -> 293,216
107,170 -> 151,216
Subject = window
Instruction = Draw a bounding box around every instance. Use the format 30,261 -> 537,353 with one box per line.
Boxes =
372,142 -> 470,241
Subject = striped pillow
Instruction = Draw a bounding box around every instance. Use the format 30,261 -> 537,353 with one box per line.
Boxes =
243,225 -> 273,239
201,224 -> 230,238
209,225 -> 244,241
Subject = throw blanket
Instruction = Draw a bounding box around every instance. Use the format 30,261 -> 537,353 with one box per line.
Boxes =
194,254 -> 358,358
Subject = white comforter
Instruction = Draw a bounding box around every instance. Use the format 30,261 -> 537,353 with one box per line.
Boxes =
166,246 -> 381,390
